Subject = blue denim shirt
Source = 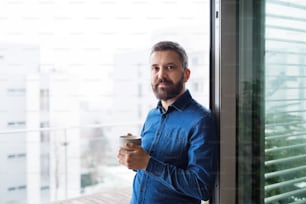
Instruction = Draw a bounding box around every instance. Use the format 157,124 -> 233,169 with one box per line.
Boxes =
131,90 -> 218,204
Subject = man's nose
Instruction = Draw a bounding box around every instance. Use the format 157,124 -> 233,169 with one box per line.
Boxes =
157,68 -> 167,79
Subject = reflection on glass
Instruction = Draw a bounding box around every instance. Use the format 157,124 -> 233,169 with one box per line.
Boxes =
237,1 -> 306,203
265,0 -> 306,203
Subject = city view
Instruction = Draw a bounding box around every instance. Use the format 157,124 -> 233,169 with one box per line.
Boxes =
0,1 -> 210,203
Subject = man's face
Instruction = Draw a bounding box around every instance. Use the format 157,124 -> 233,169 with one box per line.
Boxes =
150,50 -> 190,101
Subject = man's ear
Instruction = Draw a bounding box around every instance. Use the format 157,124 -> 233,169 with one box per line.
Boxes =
184,68 -> 191,82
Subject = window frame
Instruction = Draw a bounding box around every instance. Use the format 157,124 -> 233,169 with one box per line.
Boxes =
211,0 -> 238,203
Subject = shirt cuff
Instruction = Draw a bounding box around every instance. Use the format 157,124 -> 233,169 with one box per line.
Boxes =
145,157 -> 164,176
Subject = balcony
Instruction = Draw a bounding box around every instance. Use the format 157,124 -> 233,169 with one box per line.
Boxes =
50,188 -> 131,204
0,122 -> 141,204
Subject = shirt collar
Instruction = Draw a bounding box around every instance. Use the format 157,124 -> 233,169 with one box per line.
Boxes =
157,90 -> 192,113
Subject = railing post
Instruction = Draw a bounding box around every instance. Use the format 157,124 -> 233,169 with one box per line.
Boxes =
63,128 -> 68,199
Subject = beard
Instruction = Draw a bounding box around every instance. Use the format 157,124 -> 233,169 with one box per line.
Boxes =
151,75 -> 184,101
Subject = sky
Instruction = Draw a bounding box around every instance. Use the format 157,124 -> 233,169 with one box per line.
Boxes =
0,0 -> 210,74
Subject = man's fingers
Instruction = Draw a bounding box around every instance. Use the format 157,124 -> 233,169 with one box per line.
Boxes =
126,142 -> 140,149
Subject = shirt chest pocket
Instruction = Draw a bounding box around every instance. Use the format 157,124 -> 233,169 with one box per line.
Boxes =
156,128 -> 189,165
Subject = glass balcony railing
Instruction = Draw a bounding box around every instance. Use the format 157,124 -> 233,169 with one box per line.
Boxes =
0,122 -> 142,204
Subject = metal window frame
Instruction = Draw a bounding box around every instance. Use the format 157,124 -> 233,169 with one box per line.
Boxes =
210,0 -> 237,203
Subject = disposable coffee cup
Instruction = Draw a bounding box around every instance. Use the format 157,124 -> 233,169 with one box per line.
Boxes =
119,135 -> 141,150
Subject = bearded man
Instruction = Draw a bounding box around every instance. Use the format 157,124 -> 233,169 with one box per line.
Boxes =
117,41 -> 218,204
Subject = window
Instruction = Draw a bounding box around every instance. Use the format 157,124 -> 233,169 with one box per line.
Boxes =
40,89 -> 50,112
265,1 -> 306,203
7,88 -> 26,96
0,0 -> 211,203
7,121 -> 26,128
235,0 -> 306,203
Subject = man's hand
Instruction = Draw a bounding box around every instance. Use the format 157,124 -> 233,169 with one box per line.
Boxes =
117,143 -> 151,170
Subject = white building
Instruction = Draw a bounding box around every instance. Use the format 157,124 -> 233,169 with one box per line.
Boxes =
0,43 -> 83,204
0,43 -> 40,204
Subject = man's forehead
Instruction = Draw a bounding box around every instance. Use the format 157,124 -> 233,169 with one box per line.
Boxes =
150,50 -> 180,62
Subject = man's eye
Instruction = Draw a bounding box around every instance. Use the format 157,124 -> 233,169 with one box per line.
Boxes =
167,65 -> 175,70
152,66 -> 159,71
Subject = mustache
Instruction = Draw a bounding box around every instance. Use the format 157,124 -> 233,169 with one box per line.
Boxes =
154,78 -> 173,86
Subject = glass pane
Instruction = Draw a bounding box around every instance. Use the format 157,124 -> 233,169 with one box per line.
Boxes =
237,1 -> 306,203
236,1 -> 266,203
265,1 -> 306,203
0,1 -> 211,203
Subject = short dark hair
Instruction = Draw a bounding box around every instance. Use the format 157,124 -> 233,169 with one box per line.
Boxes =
151,41 -> 188,69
